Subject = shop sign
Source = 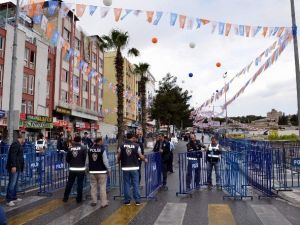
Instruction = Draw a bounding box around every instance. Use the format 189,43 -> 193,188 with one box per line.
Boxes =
27,115 -> 53,123
20,113 -> 26,121
25,121 -> 53,129
76,122 -> 91,129
56,107 -> 72,115
53,120 -> 68,127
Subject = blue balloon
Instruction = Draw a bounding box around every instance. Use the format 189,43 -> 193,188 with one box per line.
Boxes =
189,73 -> 193,77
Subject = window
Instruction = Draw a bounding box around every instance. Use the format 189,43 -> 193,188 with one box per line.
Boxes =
23,75 -> 28,93
83,80 -> 88,92
73,94 -> 79,105
47,59 -> 51,75
21,100 -> 26,113
61,90 -> 68,103
99,58 -> 103,68
0,36 -> 4,58
24,48 -> 29,66
91,101 -> 96,111
46,81 -> 50,98
91,85 -> 96,95
92,53 -> 97,64
75,38 -> 80,51
0,65 -> 3,87
62,70 -> 69,83
82,98 -> 87,108
63,28 -> 70,42
27,101 -> 33,114
73,75 -> 79,88
29,51 -> 35,69
28,75 -> 34,95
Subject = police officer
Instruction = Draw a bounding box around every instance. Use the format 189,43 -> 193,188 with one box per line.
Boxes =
160,136 -> 171,190
88,137 -> 110,207
63,136 -> 87,203
117,133 -> 147,205
186,134 -> 206,191
206,136 -> 222,190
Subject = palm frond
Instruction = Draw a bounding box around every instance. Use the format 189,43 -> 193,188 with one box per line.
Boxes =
128,48 -> 140,57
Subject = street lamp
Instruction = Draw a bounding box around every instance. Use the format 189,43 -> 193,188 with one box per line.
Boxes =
223,72 -> 228,137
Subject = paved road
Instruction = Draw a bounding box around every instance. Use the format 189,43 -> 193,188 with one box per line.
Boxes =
2,135 -> 300,225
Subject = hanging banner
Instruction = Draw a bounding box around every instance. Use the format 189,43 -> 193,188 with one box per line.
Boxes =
179,15 -> 186,29
146,11 -> 155,23
114,8 -> 122,22
153,11 -> 163,25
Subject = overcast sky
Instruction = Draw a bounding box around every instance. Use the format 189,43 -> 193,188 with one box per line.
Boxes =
63,0 -> 300,117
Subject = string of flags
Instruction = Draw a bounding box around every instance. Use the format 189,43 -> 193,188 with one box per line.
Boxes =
19,1 -> 293,38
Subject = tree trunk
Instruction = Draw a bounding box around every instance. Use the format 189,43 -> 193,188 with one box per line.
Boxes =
115,48 -> 124,146
141,75 -> 147,143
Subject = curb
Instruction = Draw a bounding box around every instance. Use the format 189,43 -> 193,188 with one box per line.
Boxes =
278,191 -> 300,207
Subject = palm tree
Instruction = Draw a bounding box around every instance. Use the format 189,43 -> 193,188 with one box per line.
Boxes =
101,29 -> 140,145
134,63 -> 150,141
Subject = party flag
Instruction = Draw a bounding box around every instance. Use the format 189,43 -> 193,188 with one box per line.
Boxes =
33,15 -> 42,24
46,22 -> 55,39
59,2 -> 70,18
57,36 -> 65,50
48,1 -> 58,16
153,11 -> 163,25
186,17 -> 194,30
247,61 -> 253,71
225,23 -> 232,36
262,27 -> 268,37
245,25 -> 251,37
50,30 -> 60,46
211,21 -> 217,33
121,9 -> 132,20
218,22 -> 225,35
85,66 -> 92,77
234,24 -> 239,35
276,27 -> 285,37
252,26 -> 262,37
196,18 -> 201,29
88,69 -> 95,80
40,15 -> 48,31
114,8 -> 122,22
201,19 -> 210,25
170,13 -> 178,26
239,25 -> 244,36
272,27 -> 279,36
79,60 -> 85,70
64,48 -> 74,61
101,7 -> 110,18
146,11 -> 155,23
89,5 -> 97,16
179,15 -> 186,29
76,4 -> 86,17
133,10 -> 142,16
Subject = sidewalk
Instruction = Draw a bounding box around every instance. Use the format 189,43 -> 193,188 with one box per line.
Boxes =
278,189 -> 300,207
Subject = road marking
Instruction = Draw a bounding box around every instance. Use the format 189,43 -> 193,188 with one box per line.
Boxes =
4,196 -> 46,212
47,202 -> 101,225
8,199 -> 69,225
208,204 -> 236,225
101,203 -> 146,225
251,204 -> 292,225
154,203 -> 187,225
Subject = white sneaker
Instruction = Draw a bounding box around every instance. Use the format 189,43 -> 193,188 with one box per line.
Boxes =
14,198 -> 22,202
6,201 -> 15,207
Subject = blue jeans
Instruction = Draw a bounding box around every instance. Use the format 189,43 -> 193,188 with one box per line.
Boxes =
6,171 -> 20,203
0,206 -> 7,225
207,161 -> 221,186
123,170 -> 141,203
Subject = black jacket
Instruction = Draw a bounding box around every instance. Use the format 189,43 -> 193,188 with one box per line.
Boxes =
186,140 -> 205,159
153,140 -> 160,152
57,136 -> 67,151
119,141 -> 140,169
161,140 -> 171,163
6,141 -> 24,172
66,143 -> 87,171
82,137 -> 93,148
88,144 -> 107,173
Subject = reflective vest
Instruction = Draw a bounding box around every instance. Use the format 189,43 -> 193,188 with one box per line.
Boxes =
120,141 -> 140,171
207,144 -> 221,162
88,145 -> 107,174
35,139 -> 46,153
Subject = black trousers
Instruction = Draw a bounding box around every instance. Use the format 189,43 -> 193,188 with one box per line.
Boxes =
168,152 -> 174,172
63,171 -> 85,202
162,161 -> 168,186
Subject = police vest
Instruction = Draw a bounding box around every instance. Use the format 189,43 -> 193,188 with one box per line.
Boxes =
68,144 -> 87,171
35,139 -> 46,153
120,142 -> 139,171
187,140 -> 202,160
88,145 -> 107,174
207,144 -> 221,161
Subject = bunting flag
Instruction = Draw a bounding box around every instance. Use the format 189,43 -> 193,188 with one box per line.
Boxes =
59,2 -> 71,18
101,7 -> 110,18
262,27 -> 268,37
239,25 -> 244,36
225,23 -> 232,36
133,10 -> 142,16
153,11 -> 163,25
186,17 -> 194,30
76,4 -> 86,17
218,22 -> 225,35
89,5 -> 97,16
234,24 -> 239,35
48,0 -> 58,16
179,15 -> 186,29
33,14 -> 42,24
170,13 -> 178,26
64,48 -> 74,61
79,60 -> 85,70
196,18 -> 201,29
121,9 -> 132,21
277,27 -> 285,37
40,15 -> 48,31
211,21 -> 217,33
57,36 -> 65,50
146,11 -> 155,23
252,26 -> 262,37
201,19 -> 210,25
114,8 -> 122,22
245,25 -> 251,37
46,22 -> 55,39
50,30 -> 60,46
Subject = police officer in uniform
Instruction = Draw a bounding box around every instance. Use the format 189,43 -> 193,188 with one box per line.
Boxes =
88,137 -> 110,207
206,136 -> 222,190
117,133 -> 147,205
186,134 -> 206,190
63,136 -> 87,203
160,136 -> 171,190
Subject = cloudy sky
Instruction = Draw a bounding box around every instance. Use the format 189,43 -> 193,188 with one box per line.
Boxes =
63,0 -> 300,117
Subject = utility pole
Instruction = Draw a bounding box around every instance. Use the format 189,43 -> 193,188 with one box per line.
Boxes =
8,0 -> 19,144
290,0 -> 300,138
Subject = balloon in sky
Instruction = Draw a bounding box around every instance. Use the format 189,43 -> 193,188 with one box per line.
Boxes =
189,42 -> 196,48
152,37 -> 158,44
216,62 -> 221,67
103,0 -> 112,7
189,73 -> 193,77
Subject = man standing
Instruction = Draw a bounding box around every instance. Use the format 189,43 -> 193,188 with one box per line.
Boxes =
206,136 -> 222,190
88,137 -> 110,207
6,133 -> 25,207
153,135 -> 161,153
117,133 -> 147,205
186,134 -> 206,190
160,136 -> 171,190
63,136 -> 87,203
82,132 -> 93,148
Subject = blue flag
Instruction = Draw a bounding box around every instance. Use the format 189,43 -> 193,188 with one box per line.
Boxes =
89,5 -> 97,16
219,22 -> 225,35
88,69 -> 95,80
64,48 -> 74,61
239,25 -> 244,36
170,13 -> 178,26
121,9 -> 132,21
153,11 -> 163,25
50,31 -> 60,46
48,1 -> 59,16
253,26 -> 262,37
79,60 -> 85,70
196,18 -> 201,29
33,15 -> 42,24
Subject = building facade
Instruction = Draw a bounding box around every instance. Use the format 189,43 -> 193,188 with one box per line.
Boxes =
145,71 -> 156,134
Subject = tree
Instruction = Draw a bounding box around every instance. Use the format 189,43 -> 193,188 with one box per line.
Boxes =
278,113 -> 288,125
101,30 -> 140,145
150,74 -> 193,134
290,114 -> 298,126
134,63 -> 150,139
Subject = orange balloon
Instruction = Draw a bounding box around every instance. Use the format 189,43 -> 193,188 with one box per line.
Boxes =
152,37 -> 158,44
216,62 -> 221,67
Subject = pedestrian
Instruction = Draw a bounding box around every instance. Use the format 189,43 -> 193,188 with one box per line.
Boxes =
88,137 -> 110,207
201,134 -> 204,144
160,135 -> 171,190
35,133 -> 47,154
152,135 -> 161,152
206,136 -> 222,190
57,132 -> 67,161
63,135 -> 87,203
186,133 -> 206,191
6,133 -> 25,207
82,132 -> 93,148
117,133 -> 147,205
168,138 -> 174,173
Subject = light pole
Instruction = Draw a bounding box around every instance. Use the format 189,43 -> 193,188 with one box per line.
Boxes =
223,72 -> 228,137
8,0 -> 19,143
290,0 -> 300,137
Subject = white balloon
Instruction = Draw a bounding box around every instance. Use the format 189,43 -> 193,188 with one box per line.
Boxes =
189,42 -> 196,48
103,0 -> 112,7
